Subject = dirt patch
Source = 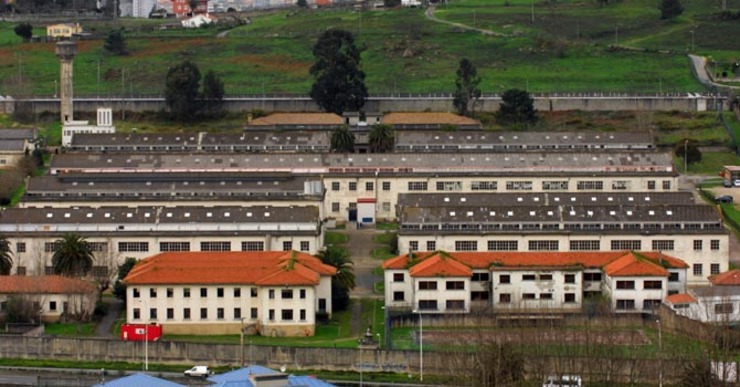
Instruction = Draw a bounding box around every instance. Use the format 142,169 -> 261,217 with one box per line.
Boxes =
225,54 -> 309,76
130,38 -> 208,58
422,329 -> 650,346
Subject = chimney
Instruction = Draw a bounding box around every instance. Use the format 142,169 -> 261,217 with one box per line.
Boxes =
249,373 -> 289,387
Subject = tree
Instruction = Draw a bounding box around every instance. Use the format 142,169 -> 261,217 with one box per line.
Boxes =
384,0 -> 401,7
368,124 -> 395,153
3,296 -> 38,323
330,126 -> 355,153
13,23 -> 33,41
0,236 -> 12,275
201,70 -> 225,118
495,88 -> 538,128
296,0 -> 307,7
309,29 -> 368,115
103,30 -> 128,56
675,138 -> 702,166
52,233 -> 94,277
317,246 -> 355,311
188,0 -> 200,13
113,257 -> 138,302
452,58 -> 482,117
659,0 -> 683,19
165,60 -> 201,121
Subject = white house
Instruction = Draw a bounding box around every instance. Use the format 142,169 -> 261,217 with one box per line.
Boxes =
0,275 -> 98,323
62,108 -> 115,147
383,251 -> 688,315
124,251 -> 335,336
665,270 -> 740,324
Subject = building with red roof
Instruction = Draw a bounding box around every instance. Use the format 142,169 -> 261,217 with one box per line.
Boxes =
0,275 -> 98,323
665,269 -> 740,324
124,251 -> 336,336
383,251 -> 687,315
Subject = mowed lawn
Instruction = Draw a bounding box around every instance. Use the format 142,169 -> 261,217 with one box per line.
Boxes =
1,0 -> 736,95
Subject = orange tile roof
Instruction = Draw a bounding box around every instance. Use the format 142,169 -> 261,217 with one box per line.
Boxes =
249,113 -> 343,126
383,251 -> 685,277
602,253 -> 669,277
124,251 -> 336,286
639,252 -> 690,269
665,293 -> 697,304
382,112 -> 481,126
709,270 -> 740,286
408,253 -> 472,278
0,275 -> 97,294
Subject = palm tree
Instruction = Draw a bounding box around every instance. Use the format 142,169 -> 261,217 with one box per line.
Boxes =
0,236 -> 12,275
317,246 -> 355,311
368,124 -> 395,153
52,233 -> 94,277
330,126 -> 355,153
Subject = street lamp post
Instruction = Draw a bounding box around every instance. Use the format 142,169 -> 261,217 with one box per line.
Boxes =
684,139 -> 689,173
413,310 -> 423,381
657,319 -> 663,387
137,300 -> 148,371
240,317 -> 246,366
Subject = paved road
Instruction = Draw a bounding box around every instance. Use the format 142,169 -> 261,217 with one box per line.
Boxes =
94,297 -> 123,338
689,54 -> 739,92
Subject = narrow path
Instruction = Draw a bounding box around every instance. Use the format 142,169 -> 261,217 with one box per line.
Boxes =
689,54 -> 739,92
95,297 -> 123,338
423,5 -> 507,37
342,224 -> 383,300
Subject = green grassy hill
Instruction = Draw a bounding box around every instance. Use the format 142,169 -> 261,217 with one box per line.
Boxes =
0,0 -> 738,95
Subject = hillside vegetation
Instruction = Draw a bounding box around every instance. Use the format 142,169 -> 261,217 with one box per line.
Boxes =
0,0 -> 738,95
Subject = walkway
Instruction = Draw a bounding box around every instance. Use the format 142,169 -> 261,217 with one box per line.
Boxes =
94,297 -> 123,338
689,54 -> 739,92
423,5 -> 507,37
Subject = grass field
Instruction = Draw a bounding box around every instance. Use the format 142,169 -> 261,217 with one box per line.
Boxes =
1,0 -> 738,95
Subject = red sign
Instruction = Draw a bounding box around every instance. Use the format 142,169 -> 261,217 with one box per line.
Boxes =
121,323 -> 163,342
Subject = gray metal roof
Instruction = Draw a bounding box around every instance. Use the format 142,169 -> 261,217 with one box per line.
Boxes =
70,132 -> 200,147
49,151 -> 676,176
395,131 -> 654,150
397,192 -> 696,208
0,139 -> 26,151
0,128 -> 36,140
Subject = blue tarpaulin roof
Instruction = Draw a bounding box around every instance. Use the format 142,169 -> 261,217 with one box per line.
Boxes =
92,373 -> 186,387
207,366 -> 335,387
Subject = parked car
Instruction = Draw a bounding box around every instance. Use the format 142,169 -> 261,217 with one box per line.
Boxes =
184,365 -> 212,377
724,180 -> 733,188
716,195 -> 734,203
735,179 -> 740,187
542,375 -> 582,387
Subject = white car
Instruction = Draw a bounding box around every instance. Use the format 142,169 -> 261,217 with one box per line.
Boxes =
184,365 -> 212,377
734,179 -> 740,187
542,375 -> 582,387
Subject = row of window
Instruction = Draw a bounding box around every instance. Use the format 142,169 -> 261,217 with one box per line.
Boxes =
616,299 -> 661,310
331,181 -> 391,191
132,307 -> 308,322
398,180 -> 672,192
417,281 -> 465,291
415,300 -> 465,310
402,222 -> 722,232
615,280 -> 663,290
132,287 -> 307,299
498,293 -> 577,303
694,263 -> 721,276
331,202 -> 392,213
405,239 -> 723,252
395,273 -> 578,285
33,241 -> 309,254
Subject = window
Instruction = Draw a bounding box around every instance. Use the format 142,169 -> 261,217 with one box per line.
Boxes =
300,241 -> 310,252
616,281 -> 635,290
522,274 -> 536,281
132,288 -> 140,298
300,289 -> 306,299
91,266 -> 108,278
711,264 -> 721,275
217,288 -> 224,298
150,308 -> 157,320
44,242 -> 60,252
234,288 -> 241,298
200,288 -> 207,297
118,242 -> 149,252
49,301 -> 57,311
149,288 -> 157,298
616,300 -> 636,310
500,274 -> 511,284
183,308 -> 191,319
269,289 -> 275,299
349,202 -> 357,210
644,281 -> 662,289
366,182 -> 374,191
382,202 -> 391,212
234,308 -> 241,319
522,293 -> 536,300
564,293 -> 576,303
200,308 -> 208,319
251,288 -> 258,298
542,181 -> 568,191
160,242 -> 190,252
318,299 -> 326,312
611,180 -> 629,190
16,266 -> 26,276
570,240 -> 600,251
183,288 -> 190,298
283,241 -> 293,251
583,272 -> 602,282
711,240 -> 721,250
528,240 -> 559,251
652,240 -> 675,251
269,310 -> 275,321
436,181 -> 462,191
418,281 -> 437,290
418,300 -> 438,310
16,242 -> 25,253
251,308 -> 258,319
331,182 -> 340,191
299,309 -> 306,321
408,181 -> 428,191
540,293 -> 553,300
472,272 -> 490,282
488,240 -> 518,251
471,181 -> 497,191
393,291 -> 405,301
200,241 -> 231,251
88,242 -> 108,252
242,242 -> 264,251
576,181 -> 604,190
499,294 -> 511,303
393,273 -> 404,282
349,182 -> 357,191
133,308 -> 140,319
331,202 -> 340,213
647,181 -> 656,190
643,300 -> 661,310
715,303 -> 734,314
669,272 -> 679,282
564,274 -> 576,284
693,264 -> 703,276
426,241 -> 436,251
662,180 -> 671,190
282,289 -> 293,299
693,240 -> 703,251
455,241 -> 478,251
446,281 -> 465,290
217,308 -> 225,319
472,291 -> 490,301
382,181 -> 391,191
409,241 -> 419,251
446,300 -> 465,310
539,274 -> 553,281
167,308 -> 174,320
505,181 -> 533,191
611,240 -> 642,250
